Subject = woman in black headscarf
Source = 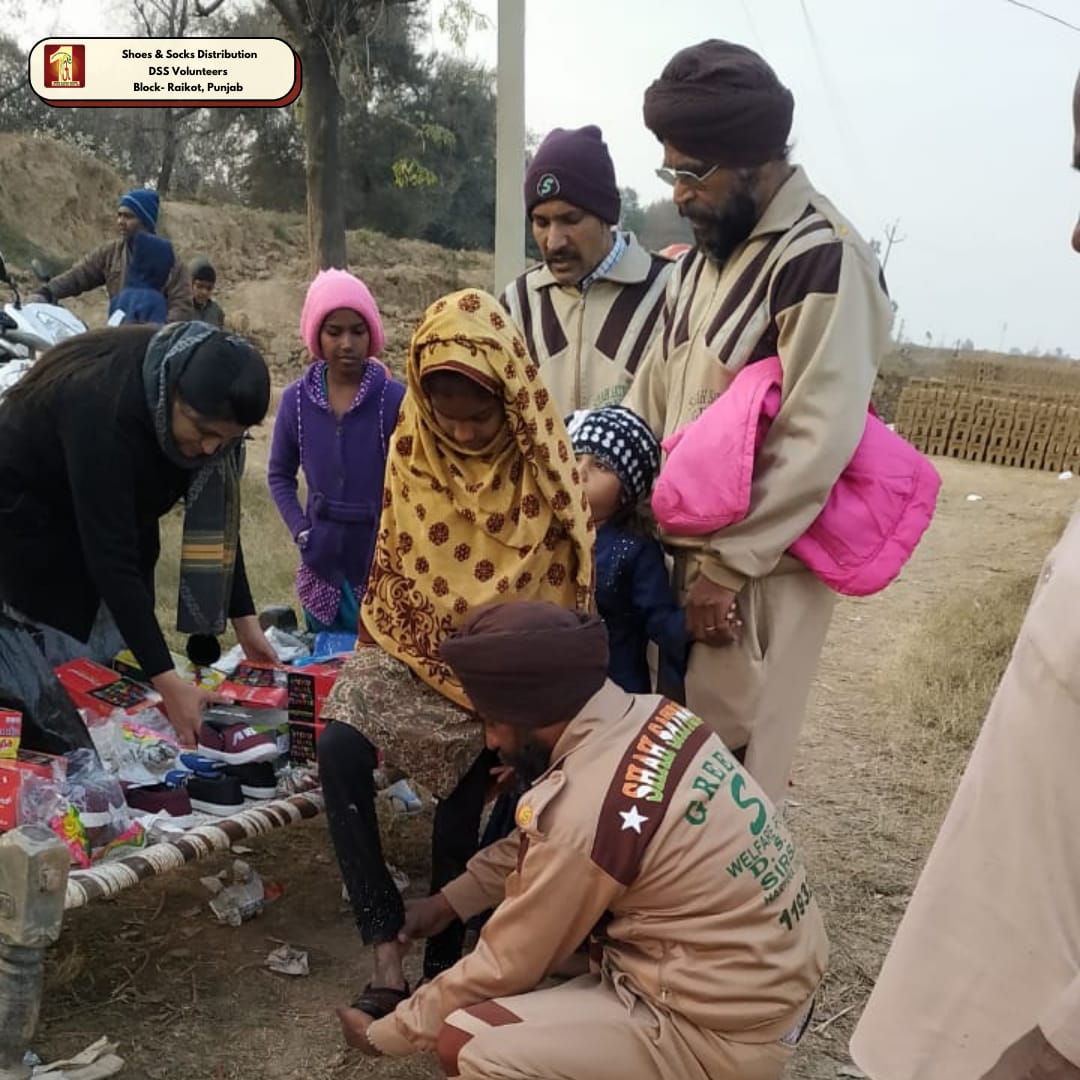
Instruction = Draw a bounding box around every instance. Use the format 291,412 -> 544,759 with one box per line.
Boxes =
0,322 -> 276,752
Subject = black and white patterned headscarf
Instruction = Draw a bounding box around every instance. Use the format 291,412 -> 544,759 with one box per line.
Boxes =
566,405 -> 661,506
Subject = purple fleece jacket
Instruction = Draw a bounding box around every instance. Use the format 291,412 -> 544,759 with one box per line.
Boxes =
267,360 -> 404,591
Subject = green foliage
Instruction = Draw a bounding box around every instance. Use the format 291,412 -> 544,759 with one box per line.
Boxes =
392,158 -> 440,188
639,197 -> 694,251
438,0 -> 492,51
619,187 -> 646,237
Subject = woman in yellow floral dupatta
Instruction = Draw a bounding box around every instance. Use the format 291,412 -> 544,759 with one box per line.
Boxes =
319,288 -> 595,1014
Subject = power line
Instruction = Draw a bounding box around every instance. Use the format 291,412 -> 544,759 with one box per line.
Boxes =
797,0 -> 869,181
1003,0 -> 1080,32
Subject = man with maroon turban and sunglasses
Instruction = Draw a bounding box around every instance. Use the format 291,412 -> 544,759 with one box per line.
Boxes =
623,40 -> 894,805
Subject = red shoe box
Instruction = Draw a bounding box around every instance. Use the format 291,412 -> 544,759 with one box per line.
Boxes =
286,659 -> 344,765
0,750 -> 67,832
286,660 -> 343,722
220,661 -> 289,710
0,709 -> 21,759
55,658 -> 162,719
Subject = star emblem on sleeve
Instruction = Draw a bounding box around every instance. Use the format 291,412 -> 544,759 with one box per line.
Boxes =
618,804 -> 648,834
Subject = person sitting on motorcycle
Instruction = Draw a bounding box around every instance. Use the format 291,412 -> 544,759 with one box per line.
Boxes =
110,231 -> 176,325
190,257 -> 225,329
31,189 -> 193,322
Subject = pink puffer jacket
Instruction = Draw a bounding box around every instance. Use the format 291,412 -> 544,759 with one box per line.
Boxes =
651,356 -> 940,596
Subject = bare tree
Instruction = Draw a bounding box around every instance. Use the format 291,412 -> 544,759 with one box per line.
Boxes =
131,0 -> 202,195
196,0 -> 424,270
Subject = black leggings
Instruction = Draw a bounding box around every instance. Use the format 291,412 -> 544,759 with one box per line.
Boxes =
318,721 -> 496,981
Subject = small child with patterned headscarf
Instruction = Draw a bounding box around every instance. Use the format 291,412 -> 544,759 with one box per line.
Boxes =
567,405 -> 689,696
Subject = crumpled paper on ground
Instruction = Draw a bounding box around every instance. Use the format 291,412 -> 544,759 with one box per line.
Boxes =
265,943 -> 309,977
31,1037 -> 124,1079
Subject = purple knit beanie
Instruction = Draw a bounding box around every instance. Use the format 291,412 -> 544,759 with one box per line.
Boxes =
299,268 -> 385,360
524,125 -> 621,225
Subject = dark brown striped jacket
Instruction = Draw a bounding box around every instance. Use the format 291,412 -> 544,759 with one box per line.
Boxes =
624,167 -> 894,590
500,232 -> 673,414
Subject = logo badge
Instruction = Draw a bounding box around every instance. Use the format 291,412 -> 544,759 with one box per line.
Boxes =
45,44 -> 85,89
515,804 -> 534,828
535,173 -> 560,199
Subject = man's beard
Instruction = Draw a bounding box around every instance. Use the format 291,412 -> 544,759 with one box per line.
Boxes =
682,190 -> 758,266
502,735 -> 552,786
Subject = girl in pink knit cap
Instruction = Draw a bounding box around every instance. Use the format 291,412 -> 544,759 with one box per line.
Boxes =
268,269 -> 405,634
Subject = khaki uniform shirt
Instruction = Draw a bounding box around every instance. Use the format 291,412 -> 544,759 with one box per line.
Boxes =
368,681 -> 827,1057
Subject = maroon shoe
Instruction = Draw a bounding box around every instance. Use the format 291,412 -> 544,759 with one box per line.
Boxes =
123,783 -> 195,830
197,721 -> 279,765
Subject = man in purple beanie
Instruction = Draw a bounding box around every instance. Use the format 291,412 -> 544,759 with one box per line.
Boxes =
500,125 -> 673,413
32,187 -> 193,321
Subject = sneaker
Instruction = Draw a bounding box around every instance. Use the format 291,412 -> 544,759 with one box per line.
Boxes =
177,751 -> 225,777
76,788 -> 128,830
224,762 -> 277,800
186,773 -> 244,816
123,783 -> 195,830
197,721 -> 279,765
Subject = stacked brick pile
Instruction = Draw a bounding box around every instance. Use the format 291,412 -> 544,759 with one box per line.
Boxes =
896,375 -> 1080,472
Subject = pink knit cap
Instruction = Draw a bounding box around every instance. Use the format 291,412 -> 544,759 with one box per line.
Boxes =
299,268 -> 385,360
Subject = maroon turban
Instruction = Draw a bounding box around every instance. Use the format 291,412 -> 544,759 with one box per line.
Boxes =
643,40 -> 794,168
439,602 -> 609,728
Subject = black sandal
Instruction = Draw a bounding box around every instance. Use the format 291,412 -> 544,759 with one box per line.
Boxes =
350,982 -> 411,1019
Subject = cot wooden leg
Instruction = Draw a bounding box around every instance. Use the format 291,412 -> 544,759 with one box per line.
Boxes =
0,827 -> 70,1080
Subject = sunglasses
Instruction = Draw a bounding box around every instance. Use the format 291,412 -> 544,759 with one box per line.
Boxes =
655,163 -> 720,188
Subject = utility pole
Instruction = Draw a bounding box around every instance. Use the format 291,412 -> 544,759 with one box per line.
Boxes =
881,218 -> 906,272
494,0 -> 526,294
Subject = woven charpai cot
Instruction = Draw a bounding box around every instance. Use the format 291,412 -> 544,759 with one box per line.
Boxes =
64,785 -> 325,910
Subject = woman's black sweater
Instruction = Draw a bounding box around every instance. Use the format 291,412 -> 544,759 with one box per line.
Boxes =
0,349 -> 255,677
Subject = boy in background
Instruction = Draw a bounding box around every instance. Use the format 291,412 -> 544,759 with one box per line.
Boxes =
190,257 -> 225,328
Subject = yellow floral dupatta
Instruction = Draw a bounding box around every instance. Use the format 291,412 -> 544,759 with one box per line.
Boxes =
361,288 -> 596,708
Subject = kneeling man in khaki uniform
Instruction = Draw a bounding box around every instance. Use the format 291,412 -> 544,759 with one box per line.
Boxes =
339,601 -> 826,1079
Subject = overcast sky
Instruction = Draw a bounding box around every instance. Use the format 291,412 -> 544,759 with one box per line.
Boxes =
17,0 -> 1080,355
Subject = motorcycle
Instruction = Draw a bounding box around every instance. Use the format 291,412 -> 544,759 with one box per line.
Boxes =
0,251 -> 87,366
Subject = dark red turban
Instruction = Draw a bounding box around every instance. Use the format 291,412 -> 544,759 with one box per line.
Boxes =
643,40 -> 794,168
440,602 -> 609,728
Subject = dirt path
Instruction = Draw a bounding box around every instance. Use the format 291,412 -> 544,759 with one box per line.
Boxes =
34,460 -> 1077,1080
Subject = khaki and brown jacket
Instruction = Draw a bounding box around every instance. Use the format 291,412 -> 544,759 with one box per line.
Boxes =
623,167 -> 894,592
501,232 -> 673,414
368,680 -> 827,1057
46,237 -> 194,322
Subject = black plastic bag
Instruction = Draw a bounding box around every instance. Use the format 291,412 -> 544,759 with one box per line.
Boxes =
0,611 -> 94,755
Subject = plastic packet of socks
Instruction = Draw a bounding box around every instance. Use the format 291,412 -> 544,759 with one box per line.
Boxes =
88,708 -> 181,786
92,820 -> 147,863
49,803 -> 92,868
62,747 -> 133,852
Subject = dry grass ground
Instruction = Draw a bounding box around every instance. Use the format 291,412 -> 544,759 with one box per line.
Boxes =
33,458 -> 1074,1079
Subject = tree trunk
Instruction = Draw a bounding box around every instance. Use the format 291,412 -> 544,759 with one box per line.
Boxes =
157,108 -> 178,196
301,38 -> 346,271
